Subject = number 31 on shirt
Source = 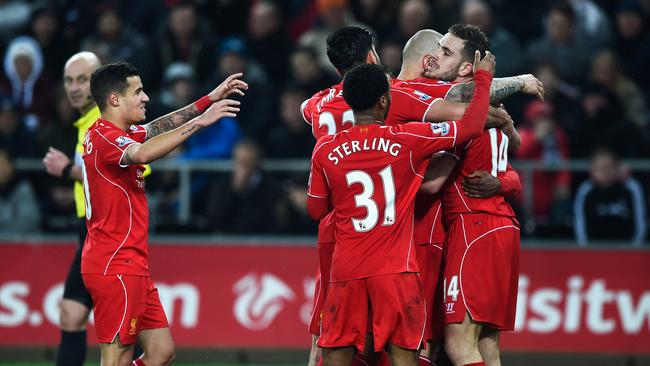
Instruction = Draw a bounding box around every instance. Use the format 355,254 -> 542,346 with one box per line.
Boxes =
346,165 -> 396,232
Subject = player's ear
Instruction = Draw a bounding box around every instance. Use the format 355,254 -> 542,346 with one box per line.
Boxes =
379,94 -> 388,109
422,54 -> 434,73
458,61 -> 473,78
367,48 -> 379,65
108,91 -> 120,108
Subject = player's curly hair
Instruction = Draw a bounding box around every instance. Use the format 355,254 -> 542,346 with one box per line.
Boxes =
342,64 -> 389,111
90,63 -> 140,111
448,23 -> 490,62
327,27 -> 375,76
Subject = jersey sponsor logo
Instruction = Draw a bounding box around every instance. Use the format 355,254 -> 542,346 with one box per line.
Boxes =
233,273 -> 296,330
430,122 -> 450,136
413,90 -> 432,101
129,317 -> 137,335
115,136 -> 135,147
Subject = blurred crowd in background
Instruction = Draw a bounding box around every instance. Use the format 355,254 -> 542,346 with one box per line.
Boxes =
0,0 -> 648,244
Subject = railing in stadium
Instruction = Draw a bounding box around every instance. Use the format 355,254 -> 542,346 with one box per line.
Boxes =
14,158 -> 650,243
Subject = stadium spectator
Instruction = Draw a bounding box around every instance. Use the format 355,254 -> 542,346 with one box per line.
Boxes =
80,7 -> 151,85
298,0 -> 370,75
613,0 -> 650,99
573,83 -> 645,158
204,139 -> 278,233
533,62 -> 581,133
515,101 -> 572,232
247,0 -> 292,84
527,1 -> 594,83
25,5 -> 71,81
0,95 -> 37,158
205,36 -> 273,144
574,148 -> 647,246
152,1 -> 216,91
590,49 -> 648,128
267,85 -> 313,158
1,35 -> 55,131
289,46 -> 337,95
462,0 -> 526,76
0,149 -> 40,234
391,0 -> 433,45
567,0 -> 614,48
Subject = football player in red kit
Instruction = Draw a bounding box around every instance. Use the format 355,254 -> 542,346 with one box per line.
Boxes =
424,24 -> 523,366
392,28 -> 541,366
82,63 -> 246,366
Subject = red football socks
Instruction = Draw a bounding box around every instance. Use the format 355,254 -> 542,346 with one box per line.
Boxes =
463,362 -> 485,366
132,358 -> 146,366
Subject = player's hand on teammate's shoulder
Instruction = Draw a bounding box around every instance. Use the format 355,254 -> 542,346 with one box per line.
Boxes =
519,74 -> 545,101
473,50 -> 495,76
196,99 -> 241,126
462,170 -> 501,198
208,72 -> 249,102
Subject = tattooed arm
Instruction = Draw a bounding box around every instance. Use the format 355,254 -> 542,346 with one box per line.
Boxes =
445,74 -> 544,103
122,100 -> 240,165
143,103 -> 202,139
143,72 -> 248,139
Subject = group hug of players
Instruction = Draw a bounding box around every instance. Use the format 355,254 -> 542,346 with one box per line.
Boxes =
301,24 -> 544,366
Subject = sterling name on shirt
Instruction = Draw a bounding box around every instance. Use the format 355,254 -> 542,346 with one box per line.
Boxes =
328,137 -> 402,165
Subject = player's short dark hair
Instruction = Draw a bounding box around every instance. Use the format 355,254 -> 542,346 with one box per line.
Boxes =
90,63 -> 140,111
448,23 -> 490,62
342,64 -> 389,111
327,26 -> 374,75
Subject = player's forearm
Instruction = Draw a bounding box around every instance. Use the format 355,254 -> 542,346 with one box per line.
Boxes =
454,70 -> 492,144
123,119 -> 203,165
420,154 -> 457,194
144,96 -> 212,139
424,100 -> 467,122
445,76 -> 524,104
502,123 -> 521,151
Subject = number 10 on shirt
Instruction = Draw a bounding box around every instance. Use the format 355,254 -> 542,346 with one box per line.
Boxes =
346,165 -> 396,232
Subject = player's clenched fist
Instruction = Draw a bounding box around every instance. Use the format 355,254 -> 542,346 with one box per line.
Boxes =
197,99 -> 241,126
474,50 -> 495,75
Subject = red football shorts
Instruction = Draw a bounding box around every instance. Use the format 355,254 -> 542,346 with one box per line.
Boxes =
318,273 -> 426,352
442,213 -> 520,330
83,274 -> 169,345
416,243 -> 444,343
309,242 -> 335,335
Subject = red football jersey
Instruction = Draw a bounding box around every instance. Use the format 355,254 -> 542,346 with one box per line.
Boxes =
442,128 -> 518,223
308,121 -> 462,281
302,80 -> 439,243
394,78 -> 457,100
81,119 -> 150,276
